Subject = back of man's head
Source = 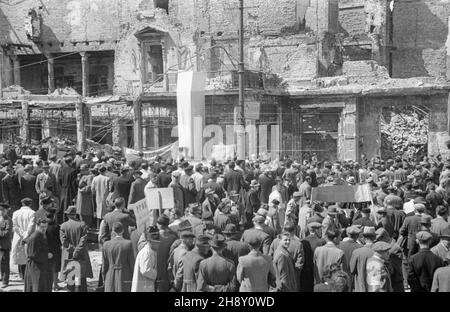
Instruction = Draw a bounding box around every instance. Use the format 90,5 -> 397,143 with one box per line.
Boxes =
112,222 -> 124,235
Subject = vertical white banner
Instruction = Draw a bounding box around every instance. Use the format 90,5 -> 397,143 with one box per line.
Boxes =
176,71 -> 206,159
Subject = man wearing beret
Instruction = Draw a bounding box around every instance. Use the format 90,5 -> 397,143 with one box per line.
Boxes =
197,234 -> 236,292
407,231 -> 444,292
366,241 -> 393,292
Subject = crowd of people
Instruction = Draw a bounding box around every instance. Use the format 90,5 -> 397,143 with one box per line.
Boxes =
0,149 -> 449,292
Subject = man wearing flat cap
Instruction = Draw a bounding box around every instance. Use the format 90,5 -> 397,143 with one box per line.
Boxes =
131,227 -> 160,292
407,231 -> 444,292
350,226 -> 376,292
366,241 -> 393,292
399,203 -> 426,258
197,234 -> 236,292
305,222 -> 326,254
339,225 -> 362,277
285,192 -> 302,228
35,162 -> 56,200
174,235 -> 211,292
168,225 -> 195,287
241,214 -> 272,256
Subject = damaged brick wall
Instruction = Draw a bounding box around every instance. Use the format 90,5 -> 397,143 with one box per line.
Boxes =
392,0 -> 449,79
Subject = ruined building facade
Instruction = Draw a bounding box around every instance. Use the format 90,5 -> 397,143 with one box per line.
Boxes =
0,0 -> 449,160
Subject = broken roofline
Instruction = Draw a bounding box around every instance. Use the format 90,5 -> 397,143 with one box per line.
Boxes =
288,84 -> 450,98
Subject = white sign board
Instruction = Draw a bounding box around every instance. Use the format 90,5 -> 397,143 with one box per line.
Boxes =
145,188 -> 175,210
128,198 -> 152,233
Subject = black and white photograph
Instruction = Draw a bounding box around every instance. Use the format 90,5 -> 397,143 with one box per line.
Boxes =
0,0 -> 449,303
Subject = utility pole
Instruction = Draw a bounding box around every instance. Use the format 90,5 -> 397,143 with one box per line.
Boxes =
236,0 -> 246,160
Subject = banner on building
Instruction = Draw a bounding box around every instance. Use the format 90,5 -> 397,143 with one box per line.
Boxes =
311,184 -> 372,203
128,198 -> 152,233
145,188 -> 175,210
124,143 -> 176,162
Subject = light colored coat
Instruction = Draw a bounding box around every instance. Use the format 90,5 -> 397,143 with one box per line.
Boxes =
11,206 -> 35,265
131,243 -> 157,292
76,174 -> 94,217
237,250 -> 275,292
91,174 -> 110,219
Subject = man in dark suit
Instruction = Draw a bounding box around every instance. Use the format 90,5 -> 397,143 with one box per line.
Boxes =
110,166 -> 133,208
224,162 -> 246,195
59,206 -> 93,292
0,203 -> 12,288
304,222 -> 326,253
258,169 -> 275,204
408,231 -> 444,292
197,234 -> 236,292
59,158 -> 78,223
100,197 -> 136,243
2,167 -> 20,212
399,203 -> 425,257
102,222 -> 135,292
154,215 -> 178,292
269,222 -> 304,291
128,170 -> 146,206
20,165 -> 39,210
350,227 -> 376,292
339,225 -> 363,276
222,224 -> 250,267
241,215 -> 272,255
244,180 -> 260,229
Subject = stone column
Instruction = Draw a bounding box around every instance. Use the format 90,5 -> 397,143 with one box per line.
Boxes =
20,101 -> 30,143
338,97 -> 359,161
133,98 -> 143,151
359,100 -> 381,160
80,52 -> 89,97
111,118 -> 121,147
154,119 -> 160,148
11,55 -> 21,86
46,53 -> 55,93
